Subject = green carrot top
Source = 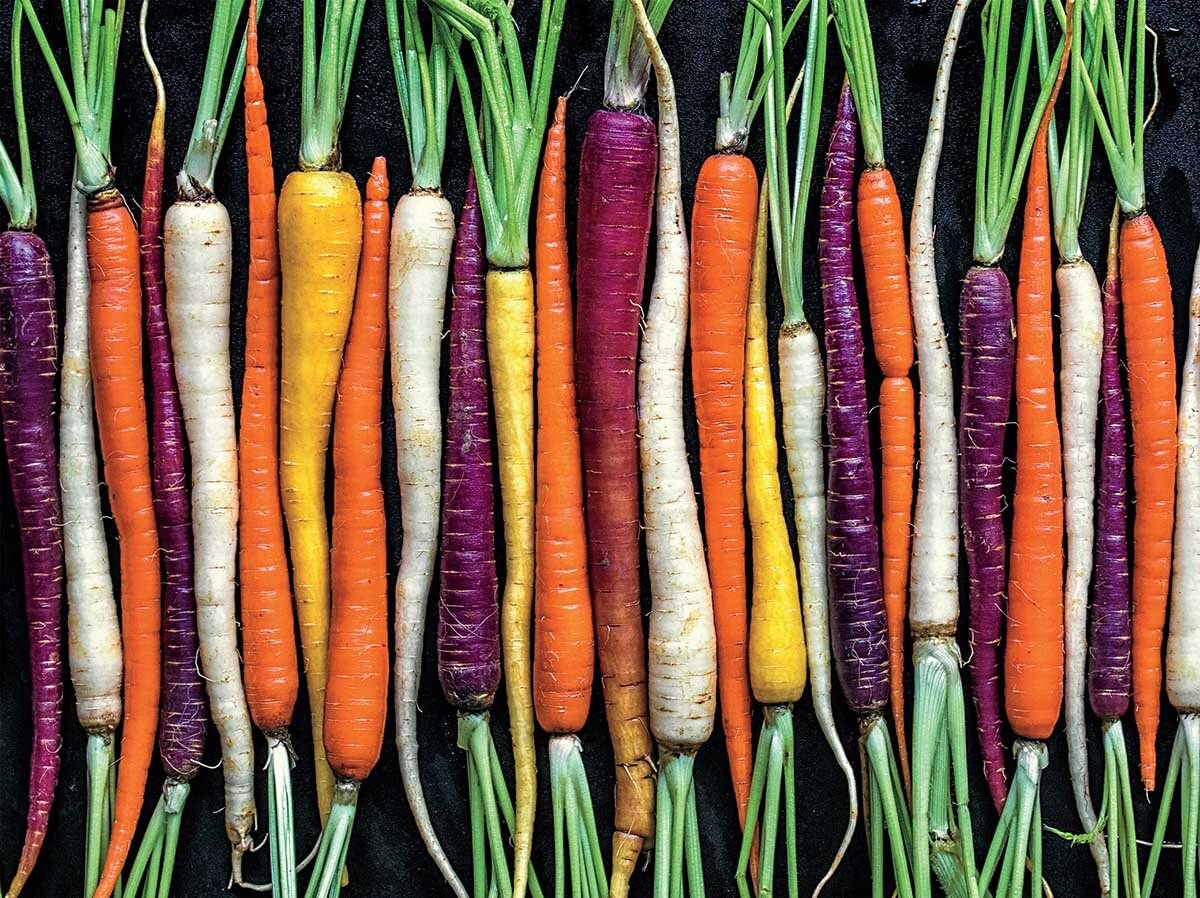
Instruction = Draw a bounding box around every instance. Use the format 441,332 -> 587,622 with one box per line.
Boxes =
1039,0 -> 1098,261
972,0 -> 1066,265
762,0 -> 828,328
431,0 -> 567,270
386,0 -> 455,192
20,0 -> 125,197
1078,0 -> 1149,217
604,0 -> 672,110
178,0 -> 262,199
0,3 -> 36,230
300,0 -> 369,170
831,0 -> 883,168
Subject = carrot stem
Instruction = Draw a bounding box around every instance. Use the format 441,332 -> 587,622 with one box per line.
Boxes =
303,782 -> 359,898
1143,715 -> 1200,896
267,736 -> 299,898
84,734 -> 116,898
862,720 -> 914,898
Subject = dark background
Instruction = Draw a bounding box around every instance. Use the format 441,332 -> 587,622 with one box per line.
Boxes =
2,0 -> 1198,895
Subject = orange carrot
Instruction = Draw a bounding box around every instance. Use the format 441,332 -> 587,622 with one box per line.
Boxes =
858,169 -> 915,786
533,97 -> 594,738
239,0 -> 297,742
689,150 -> 757,828
1122,211 -> 1176,788
89,194 -> 162,898
307,158 -> 390,898
1004,131 -> 1065,742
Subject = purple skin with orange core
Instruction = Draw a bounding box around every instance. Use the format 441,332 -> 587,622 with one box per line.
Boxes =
438,175 -> 501,712
1089,265 -> 1132,721
0,228 -> 64,882
959,262 -> 1015,808
140,119 -> 207,780
820,83 -> 889,717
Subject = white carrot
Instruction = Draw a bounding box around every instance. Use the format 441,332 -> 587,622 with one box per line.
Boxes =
161,1 -> 257,875
630,3 -> 716,896
906,3 -> 980,897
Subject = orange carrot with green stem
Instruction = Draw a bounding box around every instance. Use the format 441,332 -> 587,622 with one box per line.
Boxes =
534,95 -> 607,898
303,156 -> 391,898
20,3 -> 161,896
1078,0 -> 1175,792
831,0 -> 915,788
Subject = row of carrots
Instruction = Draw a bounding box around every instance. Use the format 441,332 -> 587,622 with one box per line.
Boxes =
0,0 -> 1196,897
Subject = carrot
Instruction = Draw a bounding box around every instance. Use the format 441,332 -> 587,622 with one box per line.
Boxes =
1078,0 -> 1173,792
381,6 -> 462,894
831,0 -> 916,788
238,2 -> 302,893
533,95 -> 607,898
303,157 -> 391,898
279,0 -> 368,827
978,6 -> 1069,896
21,5 -> 164,896
688,8 -> 760,843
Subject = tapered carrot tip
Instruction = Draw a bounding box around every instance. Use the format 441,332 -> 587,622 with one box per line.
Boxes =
609,831 -> 644,898
368,157 -> 388,202
553,94 -> 566,124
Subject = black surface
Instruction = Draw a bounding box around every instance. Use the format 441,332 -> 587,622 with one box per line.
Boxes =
1,1 -> 1198,895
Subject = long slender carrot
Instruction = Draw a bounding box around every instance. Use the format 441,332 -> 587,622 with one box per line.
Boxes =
1078,0 -> 1174,790
832,0 -> 916,787
239,3 -> 302,892
305,157 -> 391,898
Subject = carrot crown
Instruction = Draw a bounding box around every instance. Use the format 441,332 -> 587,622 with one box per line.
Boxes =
299,0 -> 369,170
762,0 -> 828,328
1077,0 -> 1148,216
971,0 -> 1065,265
385,0 -> 455,192
604,0 -> 672,110
1041,0 -> 1097,261
178,0 -> 260,199
20,0 -> 125,196
0,4 -> 36,230
432,0 -> 566,270
831,0 -> 883,168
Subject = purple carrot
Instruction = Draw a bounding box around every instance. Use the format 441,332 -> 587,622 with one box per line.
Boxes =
574,106 -> 658,868
960,262 -> 1015,803
439,176 -> 500,712
1090,255 -> 1131,721
820,82 -> 888,716
0,229 -> 64,893
139,65 -> 206,780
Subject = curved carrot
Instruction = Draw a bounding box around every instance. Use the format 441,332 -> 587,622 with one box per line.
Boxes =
533,97 -> 594,738
1121,210 -> 1176,788
857,167 -> 915,785
1004,131 -> 1064,742
240,0 -> 298,738
89,193 -> 162,898
689,150 -> 756,829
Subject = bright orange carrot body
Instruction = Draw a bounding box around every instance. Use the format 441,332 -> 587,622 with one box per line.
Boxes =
239,0 -> 298,735
1121,211 -> 1176,787
89,194 -> 162,898
1004,138 -> 1064,742
688,151 -> 757,824
857,166 -> 915,780
533,98 -> 594,736
326,158 -> 390,782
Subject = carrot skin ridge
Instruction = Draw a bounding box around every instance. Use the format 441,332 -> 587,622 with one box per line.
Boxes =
688,150 -> 756,825
1091,251 -> 1131,722
240,0 -> 299,736
1121,211 -> 1176,789
1004,145 -> 1064,743
0,230 -> 64,895
326,157 -> 391,783
439,175 -> 500,711
821,84 -> 888,716
574,106 -> 657,874
958,262 -> 1014,806
89,193 -> 163,898
140,96 -> 207,782
534,97 -> 595,736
